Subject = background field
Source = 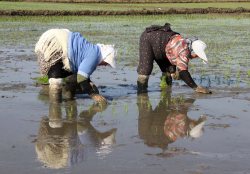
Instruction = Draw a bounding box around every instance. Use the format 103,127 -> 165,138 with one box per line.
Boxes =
1,14 -> 250,173
1,1 -> 250,11
1,14 -> 249,86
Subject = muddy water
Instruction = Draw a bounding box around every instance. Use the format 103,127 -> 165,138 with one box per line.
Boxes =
0,16 -> 250,174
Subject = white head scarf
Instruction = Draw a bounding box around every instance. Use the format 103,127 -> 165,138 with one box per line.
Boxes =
97,44 -> 116,68
192,40 -> 208,64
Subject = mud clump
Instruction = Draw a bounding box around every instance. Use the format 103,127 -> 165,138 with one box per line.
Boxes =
0,83 -> 26,91
0,7 -> 249,16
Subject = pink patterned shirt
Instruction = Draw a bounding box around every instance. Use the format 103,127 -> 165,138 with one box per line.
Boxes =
165,34 -> 190,71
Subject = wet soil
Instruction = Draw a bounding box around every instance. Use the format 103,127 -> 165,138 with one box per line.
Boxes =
0,17 -> 250,173
1,49 -> 250,174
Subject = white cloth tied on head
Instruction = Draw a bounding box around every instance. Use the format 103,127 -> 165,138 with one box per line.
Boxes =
191,40 -> 208,64
97,44 -> 116,68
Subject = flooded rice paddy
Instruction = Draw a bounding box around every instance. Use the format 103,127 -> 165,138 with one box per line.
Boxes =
0,15 -> 250,174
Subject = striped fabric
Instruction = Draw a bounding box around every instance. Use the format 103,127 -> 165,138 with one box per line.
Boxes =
165,34 -> 190,71
35,29 -> 71,75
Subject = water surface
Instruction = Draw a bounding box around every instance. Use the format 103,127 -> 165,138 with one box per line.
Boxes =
0,15 -> 250,174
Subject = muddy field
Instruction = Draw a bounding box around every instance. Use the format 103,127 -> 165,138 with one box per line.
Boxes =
1,7 -> 250,16
0,15 -> 250,174
1,1 -> 250,16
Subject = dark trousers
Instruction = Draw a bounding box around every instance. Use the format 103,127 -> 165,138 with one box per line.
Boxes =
48,61 -> 73,79
137,30 -> 172,76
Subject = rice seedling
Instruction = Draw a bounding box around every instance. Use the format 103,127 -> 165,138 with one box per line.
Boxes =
33,75 -> 49,85
123,103 -> 128,113
247,70 -> 250,77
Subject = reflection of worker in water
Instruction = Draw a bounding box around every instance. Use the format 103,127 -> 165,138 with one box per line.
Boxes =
137,91 -> 206,150
35,99 -> 116,169
137,23 -> 212,94
35,29 -> 117,104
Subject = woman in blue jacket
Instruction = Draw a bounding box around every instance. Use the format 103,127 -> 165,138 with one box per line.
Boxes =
35,29 -> 116,103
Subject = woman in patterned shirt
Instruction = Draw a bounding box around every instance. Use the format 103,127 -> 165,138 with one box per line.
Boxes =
137,23 -> 211,94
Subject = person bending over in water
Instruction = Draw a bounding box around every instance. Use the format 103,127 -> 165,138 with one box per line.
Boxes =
137,23 -> 212,94
35,29 -> 116,103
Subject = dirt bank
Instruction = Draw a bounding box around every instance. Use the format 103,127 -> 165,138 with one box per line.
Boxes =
0,7 -> 249,16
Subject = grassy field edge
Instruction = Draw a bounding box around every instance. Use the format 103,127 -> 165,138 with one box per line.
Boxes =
1,1 -> 250,15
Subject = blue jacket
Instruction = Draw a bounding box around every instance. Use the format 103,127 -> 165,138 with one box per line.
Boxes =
68,32 -> 101,78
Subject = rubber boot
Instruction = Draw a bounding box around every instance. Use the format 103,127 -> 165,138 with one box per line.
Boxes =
49,78 -> 63,102
137,75 -> 149,94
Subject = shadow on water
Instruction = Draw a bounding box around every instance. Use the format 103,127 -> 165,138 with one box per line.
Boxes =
137,89 -> 206,157
35,92 -> 117,169
35,85 -> 208,169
